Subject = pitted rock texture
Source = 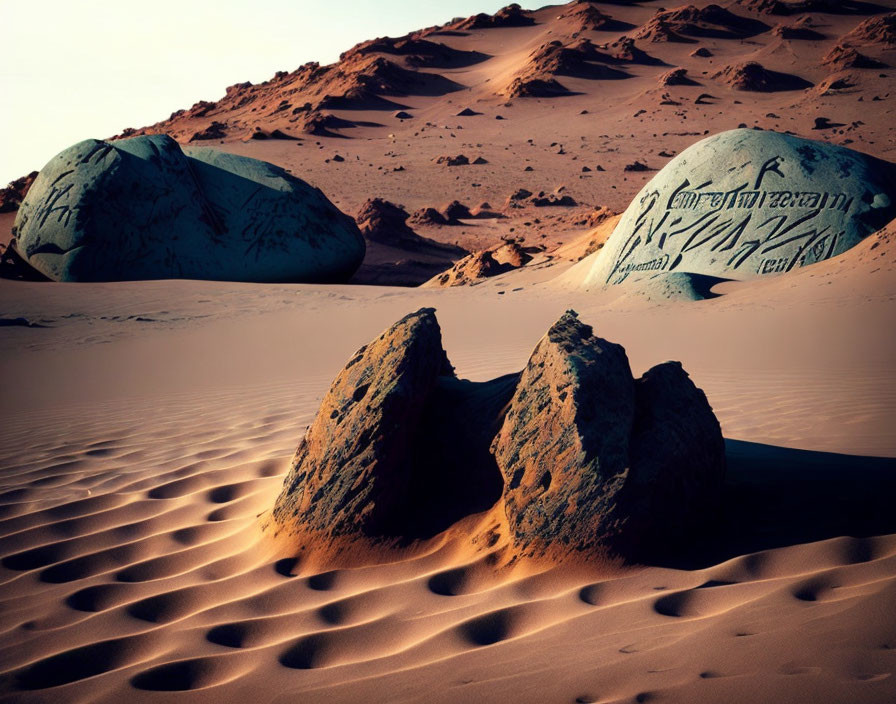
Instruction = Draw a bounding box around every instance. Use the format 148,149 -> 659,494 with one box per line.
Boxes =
13,134 -> 364,282
271,309 -> 724,562
492,311 -> 636,558
271,309 -> 455,540
582,128 -> 896,290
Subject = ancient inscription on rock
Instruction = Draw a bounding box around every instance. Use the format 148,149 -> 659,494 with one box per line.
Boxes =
584,129 -> 896,287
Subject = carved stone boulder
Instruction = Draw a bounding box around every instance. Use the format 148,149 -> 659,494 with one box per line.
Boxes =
13,134 -> 364,282
582,128 -> 896,291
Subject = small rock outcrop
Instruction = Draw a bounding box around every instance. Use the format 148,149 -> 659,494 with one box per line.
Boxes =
356,198 -> 462,254
0,172 -> 38,213
500,39 -> 629,98
441,200 -> 473,222
435,154 -> 470,167
840,12 -> 896,47
494,312 -> 724,559
821,44 -> 885,70
409,207 -> 449,226
559,2 -> 616,31
422,241 -> 533,288
13,135 -> 365,283
451,3 -> 535,30
353,199 -> 466,286
712,61 -> 812,91
633,4 -> 768,42
269,309 -> 725,563
270,309 -> 509,543
423,250 -> 514,287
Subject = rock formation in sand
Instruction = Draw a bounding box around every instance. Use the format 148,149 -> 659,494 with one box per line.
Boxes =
409,207 -> 449,226
13,135 -> 364,283
712,61 -> 812,91
0,172 -> 37,214
356,198 -> 463,255
840,12 -> 896,47
423,241 -> 533,287
557,1 -> 617,32
633,4 -> 768,42
501,39 -> 629,98
351,199 -> 467,286
270,308 -> 724,562
450,3 -> 535,31
821,44 -> 886,70
494,311 -> 724,558
772,16 -> 825,41
581,128 -> 896,293
441,200 -> 473,223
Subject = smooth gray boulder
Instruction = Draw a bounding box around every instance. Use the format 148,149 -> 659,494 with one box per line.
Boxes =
12,135 -> 364,282
582,129 -> 896,290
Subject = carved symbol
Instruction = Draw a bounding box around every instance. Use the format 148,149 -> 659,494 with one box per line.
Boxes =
753,156 -> 784,189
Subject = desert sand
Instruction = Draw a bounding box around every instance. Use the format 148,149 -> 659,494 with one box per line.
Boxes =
2,1 -> 896,702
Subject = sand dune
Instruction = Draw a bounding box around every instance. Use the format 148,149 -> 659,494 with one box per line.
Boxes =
2,221 -> 896,700
3,1 -> 896,701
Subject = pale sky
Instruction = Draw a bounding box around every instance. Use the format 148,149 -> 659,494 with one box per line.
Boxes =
1,0 -> 512,184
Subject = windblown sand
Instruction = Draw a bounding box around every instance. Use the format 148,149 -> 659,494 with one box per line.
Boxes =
1,222 -> 895,702
3,0 -> 896,699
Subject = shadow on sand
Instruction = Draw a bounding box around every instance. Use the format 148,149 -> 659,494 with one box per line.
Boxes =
655,439 -> 896,569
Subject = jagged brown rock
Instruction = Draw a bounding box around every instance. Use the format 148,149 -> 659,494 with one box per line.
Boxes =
189,121 -> 228,141
355,198 -> 465,255
451,3 -> 535,31
660,68 -> 699,86
270,308 -> 510,544
500,39 -> 629,97
424,250 -> 514,287
634,4 -> 768,42
409,207 -> 448,226
0,172 -> 38,214
441,200 -> 473,222
270,309 -> 724,562
492,311 -> 636,559
558,1 -> 616,31
493,311 -> 724,559
435,154 -> 470,166
822,44 -> 886,70
841,12 -> 896,46
270,309 -> 456,540
712,61 -> 812,91
352,200 -> 467,286
423,241 -> 533,287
